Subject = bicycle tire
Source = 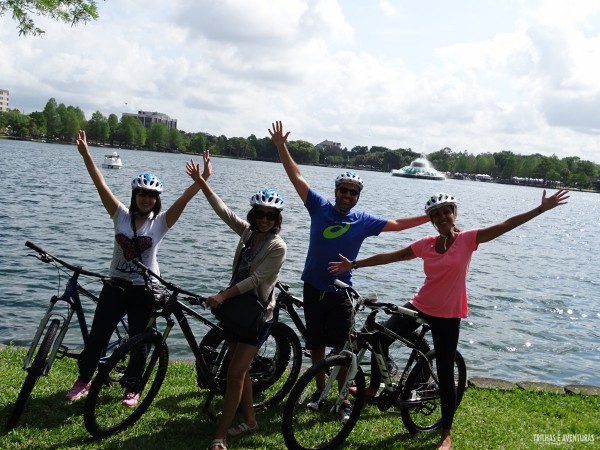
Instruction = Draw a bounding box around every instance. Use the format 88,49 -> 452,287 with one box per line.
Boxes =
282,354 -> 366,450
84,331 -> 169,438
6,319 -> 60,429
400,349 -> 467,433
199,322 -> 303,408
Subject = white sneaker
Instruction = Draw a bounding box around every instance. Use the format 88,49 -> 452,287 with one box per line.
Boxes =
306,391 -> 322,411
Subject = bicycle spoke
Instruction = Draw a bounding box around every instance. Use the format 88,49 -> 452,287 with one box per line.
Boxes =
400,350 -> 467,433
84,333 -> 169,438
282,355 -> 365,450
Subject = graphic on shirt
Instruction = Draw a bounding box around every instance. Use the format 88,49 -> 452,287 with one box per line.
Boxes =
115,234 -> 152,260
322,223 -> 350,239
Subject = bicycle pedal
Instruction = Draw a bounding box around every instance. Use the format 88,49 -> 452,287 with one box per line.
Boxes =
56,345 -> 72,360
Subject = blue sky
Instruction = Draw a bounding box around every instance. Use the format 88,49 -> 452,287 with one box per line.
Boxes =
1,0 -> 600,163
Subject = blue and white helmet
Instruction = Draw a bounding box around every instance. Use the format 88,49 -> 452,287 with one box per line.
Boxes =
132,173 -> 163,193
335,171 -> 364,190
250,189 -> 284,210
424,193 -> 457,215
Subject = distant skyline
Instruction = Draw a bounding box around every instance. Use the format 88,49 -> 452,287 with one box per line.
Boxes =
1,0 -> 600,163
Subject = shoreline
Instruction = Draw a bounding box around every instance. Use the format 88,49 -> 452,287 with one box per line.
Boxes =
6,344 -> 595,396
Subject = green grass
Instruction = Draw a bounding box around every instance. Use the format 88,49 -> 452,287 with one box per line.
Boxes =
1,346 -> 599,449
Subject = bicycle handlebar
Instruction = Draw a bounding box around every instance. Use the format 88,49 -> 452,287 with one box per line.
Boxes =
25,241 -> 132,287
333,278 -> 420,319
132,259 -> 207,302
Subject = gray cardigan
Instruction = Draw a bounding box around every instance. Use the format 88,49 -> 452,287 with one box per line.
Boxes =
208,194 -> 287,321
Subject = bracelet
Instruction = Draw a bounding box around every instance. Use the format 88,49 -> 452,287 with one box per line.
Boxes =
352,260 -> 358,270
537,206 -> 543,214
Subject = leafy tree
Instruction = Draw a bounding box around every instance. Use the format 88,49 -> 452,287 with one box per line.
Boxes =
107,113 -> 119,145
86,110 -> 107,143
119,115 -> 145,147
226,136 -> 255,158
2,109 -> 31,136
168,128 -> 184,151
43,98 -> 61,139
147,122 -> 169,150
188,133 -> 206,154
29,111 -> 46,137
1,0 -> 100,36
287,140 -> 319,164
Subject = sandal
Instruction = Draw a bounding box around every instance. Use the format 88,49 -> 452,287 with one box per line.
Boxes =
209,439 -> 227,450
227,422 -> 259,437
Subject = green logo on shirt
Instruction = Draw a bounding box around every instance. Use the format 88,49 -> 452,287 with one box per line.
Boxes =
323,223 -> 350,239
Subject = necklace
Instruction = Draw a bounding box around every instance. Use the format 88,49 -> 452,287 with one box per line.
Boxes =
442,234 -> 449,251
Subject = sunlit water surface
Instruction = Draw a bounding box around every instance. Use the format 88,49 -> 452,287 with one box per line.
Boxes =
1,139 -> 598,386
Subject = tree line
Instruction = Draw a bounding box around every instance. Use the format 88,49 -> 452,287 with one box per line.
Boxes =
1,98 -> 599,190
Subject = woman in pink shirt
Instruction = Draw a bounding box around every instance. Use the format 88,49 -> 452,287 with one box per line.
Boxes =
329,189 -> 569,450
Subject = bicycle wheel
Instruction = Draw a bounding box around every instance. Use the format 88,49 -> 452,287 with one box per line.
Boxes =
101,317 -> 129,383
252,322 -> 302,408
6,319 -> 60,429
400,349 -> 467,433
84,331 -> 169,438
282,354 -> 366,450
200,322 -> 303,408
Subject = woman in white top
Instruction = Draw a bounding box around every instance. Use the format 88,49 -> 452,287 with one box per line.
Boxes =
65,130 -> 209,406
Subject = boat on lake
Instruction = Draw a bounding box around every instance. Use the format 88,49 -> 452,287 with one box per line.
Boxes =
392,155 -> 445,180
102,151 -> 123,169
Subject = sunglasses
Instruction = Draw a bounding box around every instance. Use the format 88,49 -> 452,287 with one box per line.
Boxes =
255,210 -> 280,221
337,186 -> 360,197
137,190 -> 159,198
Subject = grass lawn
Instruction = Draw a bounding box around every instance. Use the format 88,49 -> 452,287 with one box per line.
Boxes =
1,346 -> 599,449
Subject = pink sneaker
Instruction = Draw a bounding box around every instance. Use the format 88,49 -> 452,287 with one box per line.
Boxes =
65,378 -> 91,401
122,392 -> 140,407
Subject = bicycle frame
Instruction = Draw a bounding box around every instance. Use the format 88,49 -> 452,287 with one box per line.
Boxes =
132,260 -> 227,419
322,281 -> 435,412
23,241 -> 129,374
274,282 -> 306,336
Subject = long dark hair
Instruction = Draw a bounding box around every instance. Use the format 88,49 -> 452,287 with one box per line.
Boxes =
247,207 -> 282,234
129,188 -> 162,218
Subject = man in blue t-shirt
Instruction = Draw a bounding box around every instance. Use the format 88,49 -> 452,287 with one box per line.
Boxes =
269,121 -> 429,419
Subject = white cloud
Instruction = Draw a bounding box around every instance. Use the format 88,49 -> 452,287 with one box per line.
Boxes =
1,0 -> 600,163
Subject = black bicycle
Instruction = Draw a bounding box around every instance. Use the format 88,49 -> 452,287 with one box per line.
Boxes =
7,241 -> 130,429
83,260 -> 301,438
282,280 -> 467,450
198,281 -> 305,410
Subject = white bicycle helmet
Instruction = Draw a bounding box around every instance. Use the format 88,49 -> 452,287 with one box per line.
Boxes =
250,189 -> 284,210
132,173 -> 163,193
335,171 -> 364,190
424,193 -> 457,215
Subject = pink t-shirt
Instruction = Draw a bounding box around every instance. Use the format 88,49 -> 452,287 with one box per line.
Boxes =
410,229 -> 479,318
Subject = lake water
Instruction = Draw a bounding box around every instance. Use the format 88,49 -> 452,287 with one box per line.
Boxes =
1,139 -> 598,386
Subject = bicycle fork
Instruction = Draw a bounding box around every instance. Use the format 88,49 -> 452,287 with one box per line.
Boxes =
24,294 -> 75,375
321,348 -> 365,415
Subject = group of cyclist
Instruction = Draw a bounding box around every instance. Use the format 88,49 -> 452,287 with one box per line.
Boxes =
68,121 -> 569,450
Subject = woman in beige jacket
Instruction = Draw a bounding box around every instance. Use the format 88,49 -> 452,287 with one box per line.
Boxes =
186,154 -> 286,450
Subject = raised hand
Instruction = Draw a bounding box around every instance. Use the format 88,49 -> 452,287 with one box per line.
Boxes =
185,159 -> 202,183
202,150 -> 212,181
269,120 -> 290,147
540,189 -> 569,212
76,130 -> 89,155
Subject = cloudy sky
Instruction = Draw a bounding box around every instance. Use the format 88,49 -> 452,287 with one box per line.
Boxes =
2,0 -> 600,163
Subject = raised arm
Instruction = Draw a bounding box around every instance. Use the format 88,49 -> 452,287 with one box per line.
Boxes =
164,151 -> 211,228
269,120 -> 310,203
382,214 -> 430,232
328,246 -> 416,275
476,189 -> 569,244
185,151 -> 216,200
76,130 -> 119,217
